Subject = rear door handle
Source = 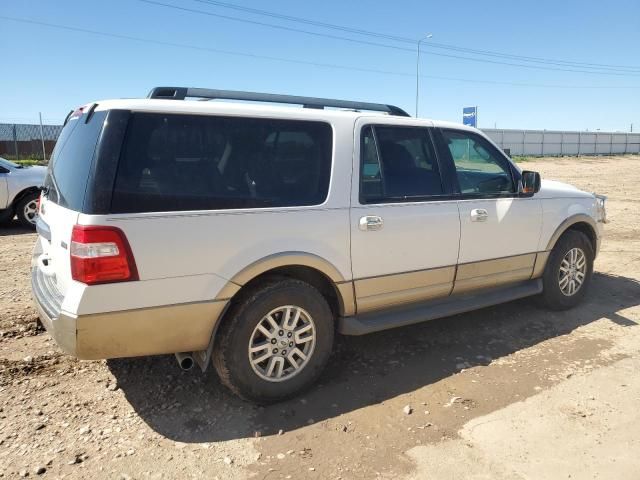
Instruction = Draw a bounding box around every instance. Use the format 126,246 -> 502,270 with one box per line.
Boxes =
470,208 -> 489,222
359,215 -> 384,231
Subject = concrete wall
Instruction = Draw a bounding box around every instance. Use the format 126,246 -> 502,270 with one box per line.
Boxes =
481,128 -> 640,156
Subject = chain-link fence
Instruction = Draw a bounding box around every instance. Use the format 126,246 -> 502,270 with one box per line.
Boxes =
0,123 -> 63,162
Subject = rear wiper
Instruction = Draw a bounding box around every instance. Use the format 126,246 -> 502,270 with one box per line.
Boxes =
44,170 -> 63,204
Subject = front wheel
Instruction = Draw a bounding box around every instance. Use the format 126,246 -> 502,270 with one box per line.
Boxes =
213,278 -> 334,404
16,192 -> 40,229
540,230 -> 594,310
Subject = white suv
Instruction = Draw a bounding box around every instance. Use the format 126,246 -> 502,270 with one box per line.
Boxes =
32,87 -> 606,403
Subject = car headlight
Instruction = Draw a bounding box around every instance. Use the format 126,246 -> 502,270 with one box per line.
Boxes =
595,194 -> 608,223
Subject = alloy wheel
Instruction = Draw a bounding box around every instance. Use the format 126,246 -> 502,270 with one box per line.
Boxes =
248,305 -> 316,382
558,247 -> 587,296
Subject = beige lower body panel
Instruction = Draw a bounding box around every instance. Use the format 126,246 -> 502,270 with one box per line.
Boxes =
531,251 -> 551,279
354,267 -> 455,313
352,253 -> 546,314
34,299 -> 77,357
39,252 -> 550,360
73,300 -> 226,360
452,253 -> 536,295
336,281 -> 356,316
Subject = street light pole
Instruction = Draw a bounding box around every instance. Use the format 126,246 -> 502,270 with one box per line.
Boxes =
415,33 -> 433,117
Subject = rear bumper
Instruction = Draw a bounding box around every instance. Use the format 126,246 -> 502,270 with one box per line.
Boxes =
31,266 -> 227,360
31,264 -> 78,355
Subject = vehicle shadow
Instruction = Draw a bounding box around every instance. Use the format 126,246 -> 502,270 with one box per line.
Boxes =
0,220 -> 36,237
108,271 -> 640,442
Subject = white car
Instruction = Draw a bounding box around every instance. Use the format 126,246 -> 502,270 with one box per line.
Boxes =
31,87 -> 606,403
0,157 -> 46,228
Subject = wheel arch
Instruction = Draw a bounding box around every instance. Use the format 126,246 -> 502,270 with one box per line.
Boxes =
546,214 -> 598,256
196,254 -> 353,373
12,186 -> 41,210
217,252 -> 355,318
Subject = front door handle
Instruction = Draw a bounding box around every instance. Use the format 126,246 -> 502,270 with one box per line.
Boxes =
359,215 -> 384,231
470,208 -> 489,222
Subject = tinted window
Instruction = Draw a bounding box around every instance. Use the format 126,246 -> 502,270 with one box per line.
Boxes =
45,111 -> 107,210
360,127 -> 382,199
441,129 -> 515,194
110,114 -> 332,213
360,125 -> 443,203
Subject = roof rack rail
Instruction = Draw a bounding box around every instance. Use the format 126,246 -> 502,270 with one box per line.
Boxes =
147,87 -> 411,117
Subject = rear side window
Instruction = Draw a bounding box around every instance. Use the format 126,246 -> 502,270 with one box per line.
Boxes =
45,111 -> 107,211
110,113 -> 333,213
360,125 -> 444,203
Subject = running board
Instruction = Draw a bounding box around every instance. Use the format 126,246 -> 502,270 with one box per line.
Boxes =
338,279 -> 543,335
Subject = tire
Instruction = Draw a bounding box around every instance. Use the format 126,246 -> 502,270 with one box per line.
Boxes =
540,230 -> 594,310
15,192 -> 39,229
213,278 -> 334,404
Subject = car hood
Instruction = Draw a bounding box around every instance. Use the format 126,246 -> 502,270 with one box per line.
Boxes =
13,165 -> 47,179
537,179 -> 594,199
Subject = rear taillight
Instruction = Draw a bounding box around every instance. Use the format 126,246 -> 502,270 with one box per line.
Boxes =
70,225 -> 138,285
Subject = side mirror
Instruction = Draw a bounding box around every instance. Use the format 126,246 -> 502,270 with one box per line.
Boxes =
520,170 -> 541,195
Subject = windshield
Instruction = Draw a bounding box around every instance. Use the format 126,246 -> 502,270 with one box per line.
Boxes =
0,157 -> 19,169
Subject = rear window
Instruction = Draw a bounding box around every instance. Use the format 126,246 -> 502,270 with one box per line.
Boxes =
110,113 -> 333,213
45,111 -> 107,211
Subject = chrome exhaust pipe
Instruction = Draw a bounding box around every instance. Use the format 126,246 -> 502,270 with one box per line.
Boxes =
175,352 -> 194,371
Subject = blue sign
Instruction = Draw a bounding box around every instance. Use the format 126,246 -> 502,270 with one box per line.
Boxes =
463,106 -> 477,127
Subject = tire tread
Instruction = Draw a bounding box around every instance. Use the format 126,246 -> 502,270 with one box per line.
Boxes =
540,229 -> 594,310
213,277 -> 333,403
15,192 -> 39,229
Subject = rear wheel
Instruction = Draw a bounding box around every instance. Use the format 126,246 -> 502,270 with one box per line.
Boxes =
16,192 -> 39,229
540,230 -> 594,310
213,278 -> 334,404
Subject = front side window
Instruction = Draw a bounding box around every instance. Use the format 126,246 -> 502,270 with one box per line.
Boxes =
360,125 -> 444,203
441,129 -> 515,195
111,114 -> 332,213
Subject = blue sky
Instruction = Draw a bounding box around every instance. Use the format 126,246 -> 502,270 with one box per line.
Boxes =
1,0 -> 639,131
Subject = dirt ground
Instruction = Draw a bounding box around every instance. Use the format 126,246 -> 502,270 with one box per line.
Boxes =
1,154 -> 639,479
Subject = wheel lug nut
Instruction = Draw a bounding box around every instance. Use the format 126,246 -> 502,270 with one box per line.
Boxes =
278,330 -> 284,336
289,342 -> 293,347
273,348 -> 278,354
281,350 -> 287,355
287,332 -> 292,338
271,338 -> 277,344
